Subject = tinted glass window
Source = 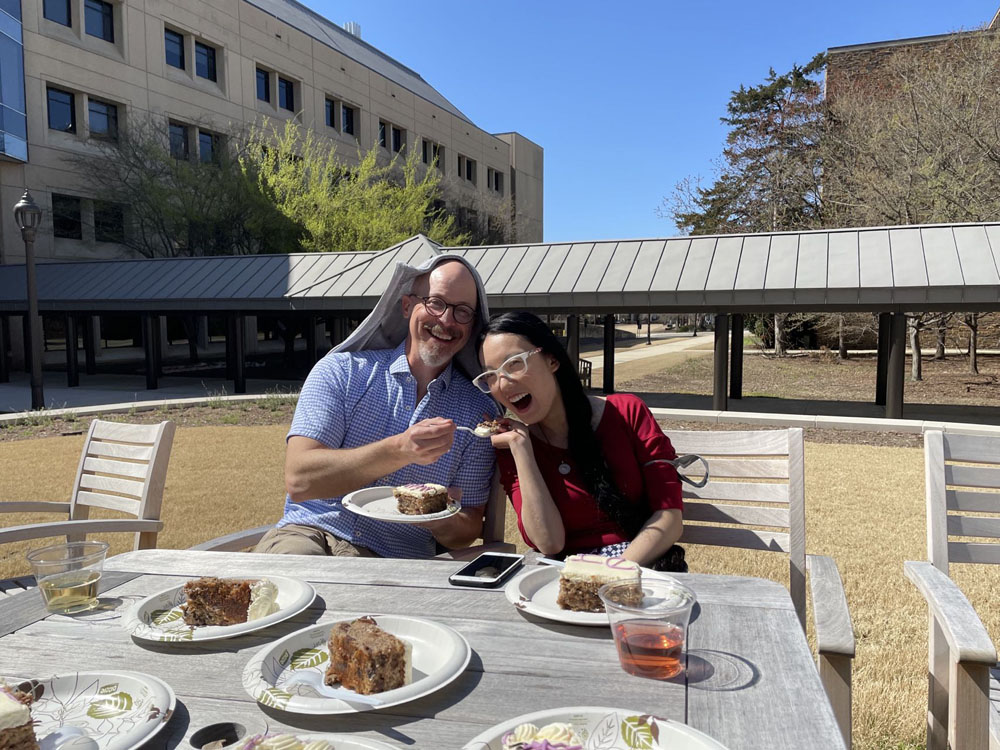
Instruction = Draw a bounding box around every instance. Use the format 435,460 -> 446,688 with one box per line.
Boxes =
378,121 -> 386,148
391,126 -> 403,153
84,0 -> 113,42
0,33 -> 26,114
164,29 -> 184,69
278,77 -> 293,111
325,99 -> 334,128
255,68 -> 269,102
1,0 -> 21,21
198,130 -> 217,163
195,42 -> 216,81
94,201 -> 124,243
169,122 -> 187,159
42,0 -> 70,25
47,87 -> 75,132
341,105 -> 354,135
52,194 -> 82,239
87,98 -> 117,139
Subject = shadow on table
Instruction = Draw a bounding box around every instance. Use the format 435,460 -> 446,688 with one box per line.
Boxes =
685,649 -> 759,692
256,651 -> 487,746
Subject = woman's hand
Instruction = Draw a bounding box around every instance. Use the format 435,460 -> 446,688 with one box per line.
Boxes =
490,418 -> 530,452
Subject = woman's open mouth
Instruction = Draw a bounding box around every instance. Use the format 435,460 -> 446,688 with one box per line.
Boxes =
509,392 -> 532,412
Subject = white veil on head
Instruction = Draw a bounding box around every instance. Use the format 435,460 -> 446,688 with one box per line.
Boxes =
330,253 -> 489,380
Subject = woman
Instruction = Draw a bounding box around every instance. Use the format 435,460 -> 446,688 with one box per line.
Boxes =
475,312 -> 685,571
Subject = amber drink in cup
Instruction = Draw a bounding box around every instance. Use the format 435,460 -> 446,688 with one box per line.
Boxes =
27,541 -> 109,614
599,577 -> 696,679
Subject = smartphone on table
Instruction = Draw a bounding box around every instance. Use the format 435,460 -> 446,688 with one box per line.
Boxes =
448,552 -> 525,588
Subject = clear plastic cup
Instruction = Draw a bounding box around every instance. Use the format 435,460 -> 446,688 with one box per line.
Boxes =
26,541 -> 109,614
598,577 -> 696,680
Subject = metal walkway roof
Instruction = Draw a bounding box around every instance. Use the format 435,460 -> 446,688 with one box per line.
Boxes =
2,223 -> 1000,315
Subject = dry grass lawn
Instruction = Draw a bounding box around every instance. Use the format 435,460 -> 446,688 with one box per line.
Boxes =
3,425 -> 1000,750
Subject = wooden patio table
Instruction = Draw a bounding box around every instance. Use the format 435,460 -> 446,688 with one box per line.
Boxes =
0,549 -> 846,749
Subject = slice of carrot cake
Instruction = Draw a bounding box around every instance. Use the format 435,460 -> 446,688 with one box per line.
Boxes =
324,616 -> 412,695
0,685 -> 38,750
556,554 -> 642,612
181,577 -> 279,626
393,483 -> 449,515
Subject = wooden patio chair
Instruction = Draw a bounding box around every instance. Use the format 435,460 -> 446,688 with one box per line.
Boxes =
904,430 -> 1000,750
0,420 -> 175,594
669,427 -> 855,748
192,472 -> 515,559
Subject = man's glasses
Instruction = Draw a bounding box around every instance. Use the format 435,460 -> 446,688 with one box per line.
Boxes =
472,348 -> 542,394
410,295 -> 476,325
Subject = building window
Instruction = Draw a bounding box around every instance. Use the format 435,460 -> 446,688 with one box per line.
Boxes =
391,126 -> 404,153
422,139 -> 443,169
164,29 -> 184,69
46,87 -> 76,133
458,154 -> 476,185
487,167 -> 504,195
255,68 -> 270,102
43,0 -> 71,26
325,98 -> 336,128
169,122 -> 188,159
378,120 -> 386,148
87,97 -> 117,140
52,194 -> 82,239
278,77 -> 294,111
84,0 -> 113,42
195,41 -> 217,82
341,104 -> 356,136
198,129 -> 219,163
94,200 -> 124,243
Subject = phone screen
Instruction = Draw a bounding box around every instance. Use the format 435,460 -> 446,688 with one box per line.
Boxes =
455,554 -> 521,580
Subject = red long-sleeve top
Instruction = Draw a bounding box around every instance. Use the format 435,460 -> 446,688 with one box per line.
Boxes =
496,393 -> 683,553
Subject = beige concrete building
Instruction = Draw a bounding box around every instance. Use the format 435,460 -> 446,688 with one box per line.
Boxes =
0,0 -> 543,265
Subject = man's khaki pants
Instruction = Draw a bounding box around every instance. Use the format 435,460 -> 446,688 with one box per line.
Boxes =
254,524 -> 378,557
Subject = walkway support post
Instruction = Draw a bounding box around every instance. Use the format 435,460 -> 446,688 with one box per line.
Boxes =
875,312 -> 890,406
83,316 -> 96,375
566,314 -> 580,364
142,314 -> 157,391
233,313 -> 246,395
602,313 -> 615,394
65,314 -> 78,388
0,316 -> 8,383
885,312 -> 906,419
713,314 -> 729,411
306,316 -> 318,366
730,313 -> 743,400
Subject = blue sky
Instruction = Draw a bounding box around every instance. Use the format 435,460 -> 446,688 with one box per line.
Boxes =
308,0 -> 995,243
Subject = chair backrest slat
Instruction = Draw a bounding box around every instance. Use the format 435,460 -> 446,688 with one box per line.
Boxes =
946,515 -> 1000,539
78,473 -> 145,499
85,442 -> 155,461
90,420 -> 164,443
483,473 -> 506,544
671,427 -> 806,630
75,491 -> 142,515
82,456 -> 150,480
685,481 -> 790,504
926,430 -> 1000,575
684,503 -> 790,528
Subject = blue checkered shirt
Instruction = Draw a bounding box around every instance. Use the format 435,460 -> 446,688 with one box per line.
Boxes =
278,340 -> 499,558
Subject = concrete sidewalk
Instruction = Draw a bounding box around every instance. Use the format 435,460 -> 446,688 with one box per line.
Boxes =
0,371 -> 300,414
586,333 -> 713,370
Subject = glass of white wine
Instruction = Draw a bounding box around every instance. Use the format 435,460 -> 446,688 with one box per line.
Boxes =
26,541 -> 109,614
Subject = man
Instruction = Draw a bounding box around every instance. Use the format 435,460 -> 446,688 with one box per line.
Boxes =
255,255 -> 498,558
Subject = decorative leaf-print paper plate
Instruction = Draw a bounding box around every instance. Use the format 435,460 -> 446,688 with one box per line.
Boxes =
122,575 -> 315,642
229,733 -> 399,750
462,707 -> 730,750
9,671 -> 174,750
242,615 -> 470,714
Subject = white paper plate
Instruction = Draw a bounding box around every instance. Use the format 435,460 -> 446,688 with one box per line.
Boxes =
504,566 -> 685,627
233,733 -> 399,750
462,706 -> 730,750
6,670 -> 175,750
341,486 -> 460,524
121,575 -> 316,642
242,614 -> 471,714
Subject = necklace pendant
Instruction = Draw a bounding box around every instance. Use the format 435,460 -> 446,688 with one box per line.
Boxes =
558,462 -> 571,475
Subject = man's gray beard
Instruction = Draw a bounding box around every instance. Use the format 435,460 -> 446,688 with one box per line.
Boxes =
417,339 -> 453,368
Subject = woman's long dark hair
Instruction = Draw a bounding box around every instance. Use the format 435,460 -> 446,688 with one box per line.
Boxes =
480,312 -> 646,539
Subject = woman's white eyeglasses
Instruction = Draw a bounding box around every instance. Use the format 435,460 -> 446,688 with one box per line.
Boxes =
472,348 -> 542,394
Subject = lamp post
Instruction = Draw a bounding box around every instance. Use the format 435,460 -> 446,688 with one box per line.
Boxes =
14,189 -> 44,410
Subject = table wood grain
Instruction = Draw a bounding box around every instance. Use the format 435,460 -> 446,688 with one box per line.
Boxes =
0,550 -> 846,750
